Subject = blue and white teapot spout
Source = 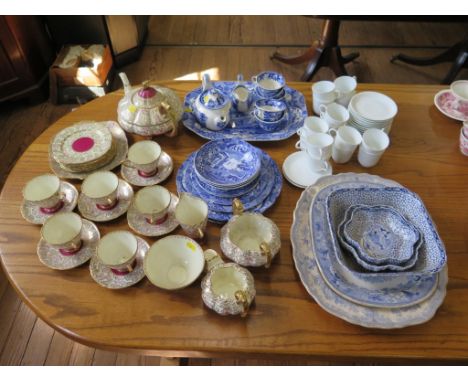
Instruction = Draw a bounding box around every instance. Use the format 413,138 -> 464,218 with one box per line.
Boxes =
194,74 -> 232,131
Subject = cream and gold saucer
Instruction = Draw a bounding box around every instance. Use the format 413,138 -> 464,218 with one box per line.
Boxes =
89,236 -> 149,289
37,219 -> 100,270
49,121 -> 128,180
127,193 -> 179,237
21,181 -> 79,225
78,179 -> 133,222
121,151 -> 173,187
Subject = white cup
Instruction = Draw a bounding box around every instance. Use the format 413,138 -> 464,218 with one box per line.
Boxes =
332,125 -> 362,164
358,128 -> 390,167
81,171 -> 120,210
296,116 -> 329,149
175,192 -> 209,240
334,76 -> 357,107
302,133 -> 334,172
97,230 -> 138,275
319,103 -> 349,130
134,185 -> 172,225
312,81 -> 337,115
450,80 -> 468,102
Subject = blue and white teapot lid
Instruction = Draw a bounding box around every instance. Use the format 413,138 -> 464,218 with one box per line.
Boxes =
199,74 -> 229,109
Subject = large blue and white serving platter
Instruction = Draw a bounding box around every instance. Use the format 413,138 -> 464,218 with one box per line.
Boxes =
310,181 -> 438,309
291,173 -> 447,329
176,150 -> 282,223
194,138 -> 261,188
182,82 -> 307,141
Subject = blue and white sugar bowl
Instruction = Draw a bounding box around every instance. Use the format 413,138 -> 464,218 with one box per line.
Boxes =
193,74 -> 232,131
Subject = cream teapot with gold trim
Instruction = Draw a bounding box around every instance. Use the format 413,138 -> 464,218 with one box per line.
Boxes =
117,73 -> 183,137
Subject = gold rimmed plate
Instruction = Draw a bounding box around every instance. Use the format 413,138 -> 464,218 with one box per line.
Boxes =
49,122 -> 128,180
21,182 -> 79,225
78,179 -> 133,222
37,219 -> 100,270
127,193 -> 179,237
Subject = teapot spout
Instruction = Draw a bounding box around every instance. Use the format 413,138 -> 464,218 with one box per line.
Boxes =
118,72 -> 132,95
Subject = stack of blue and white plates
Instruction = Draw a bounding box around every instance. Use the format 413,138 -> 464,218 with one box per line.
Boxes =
176,138 -> 282,223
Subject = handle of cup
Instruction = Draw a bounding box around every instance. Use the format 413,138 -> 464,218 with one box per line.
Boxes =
251,76 -> 257,83
260,242 -> 272,269
295,140 -> 303,150
319,104 -> 328,115
235,290 -> 250,318
328,127 -> 338,137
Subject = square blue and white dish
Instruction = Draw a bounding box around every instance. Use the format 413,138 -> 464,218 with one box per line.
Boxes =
340,204 -> 422,267
310,180 -> 438,308
182,81 -> 307,141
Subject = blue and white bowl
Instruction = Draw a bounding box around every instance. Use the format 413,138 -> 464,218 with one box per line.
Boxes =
193,138 -> 261,189
254,110 -> 289,132
252,71 -> 285,98
254,99 -> 287,122
341,204 -> 421,267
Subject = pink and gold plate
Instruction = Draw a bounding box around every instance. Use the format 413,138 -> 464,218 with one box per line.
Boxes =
49,121 -> 128,179
434,90 -> 468,122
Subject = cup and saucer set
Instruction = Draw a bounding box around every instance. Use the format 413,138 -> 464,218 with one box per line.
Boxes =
21,173 -> 79,225
434,80 -> 468,122
182,72 -> 308,142
120,140 -> 174,187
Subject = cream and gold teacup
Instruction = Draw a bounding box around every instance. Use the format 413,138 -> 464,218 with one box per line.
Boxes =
201,249 -> 255,317
174,192 -> 208,240
97,230 -> 138,275
81,171 -> 120,210
134,185 -> 171,225
220,199 -> 281,268
23,173 -> 64,213
41,212 -> 83,255
124,140 -> 162,177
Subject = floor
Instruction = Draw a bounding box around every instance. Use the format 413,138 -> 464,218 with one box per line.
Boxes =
0,16 -> 467,366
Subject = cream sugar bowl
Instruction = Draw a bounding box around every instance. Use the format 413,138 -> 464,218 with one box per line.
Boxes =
201,249 -> 256,317
220,199 -> 281,268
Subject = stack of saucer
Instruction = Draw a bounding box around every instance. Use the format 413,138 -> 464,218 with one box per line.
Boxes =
49,121 -> 128,179
348,92 -> 398,134
176,138 -> 282,223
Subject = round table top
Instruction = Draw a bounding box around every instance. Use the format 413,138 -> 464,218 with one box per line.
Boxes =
1,81 -> 468,362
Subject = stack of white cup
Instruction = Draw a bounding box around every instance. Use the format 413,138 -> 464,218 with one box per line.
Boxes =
311,76 -> 357,115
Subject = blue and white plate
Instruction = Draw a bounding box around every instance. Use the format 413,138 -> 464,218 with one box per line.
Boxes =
194,138 -> 261,188
177,150 -> 282,223
291,173 -> 447,328
179,153 -> 274,213
182,82 -> 307,141
310,183 -> 438,309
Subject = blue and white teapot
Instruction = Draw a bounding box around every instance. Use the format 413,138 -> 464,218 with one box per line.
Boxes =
193,74 -> 231,131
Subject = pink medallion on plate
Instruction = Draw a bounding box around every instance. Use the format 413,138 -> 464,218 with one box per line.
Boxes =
72,137 -> 95,153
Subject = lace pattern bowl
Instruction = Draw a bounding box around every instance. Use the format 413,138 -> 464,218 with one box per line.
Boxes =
341,204 -> 421,266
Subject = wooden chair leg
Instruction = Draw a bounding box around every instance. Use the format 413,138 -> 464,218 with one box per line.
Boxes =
390,40 -> 466,66
271,42 -> 322,65
442,50 -> 468,84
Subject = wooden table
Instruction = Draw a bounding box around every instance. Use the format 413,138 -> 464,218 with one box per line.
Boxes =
1,82 -> 468,364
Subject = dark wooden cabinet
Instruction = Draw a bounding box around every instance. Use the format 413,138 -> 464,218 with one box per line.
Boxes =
0,16 -> 54,102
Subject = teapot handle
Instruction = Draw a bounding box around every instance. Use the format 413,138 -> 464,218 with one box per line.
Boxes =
119,72 -> 132,95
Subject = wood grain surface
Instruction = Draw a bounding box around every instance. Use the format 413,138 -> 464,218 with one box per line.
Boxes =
1,81 -> 468,363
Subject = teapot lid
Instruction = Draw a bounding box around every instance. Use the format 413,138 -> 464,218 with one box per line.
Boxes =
199,88 -> 229,110
131,81 -> 165,109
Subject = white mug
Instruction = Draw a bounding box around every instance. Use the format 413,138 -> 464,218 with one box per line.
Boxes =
358,128 -> 390,167
97,230 -> 138,275
302,133 -> 334,172
175,192 -> 208,240
334,76 -> 357,107
81,171 -> 120,210
332,125 -> 362,164
23,174 -> 64,213
134,185 -> 172,225
125,140 -> 162,177
41,212 -> 83,255
319,103 -> 349,130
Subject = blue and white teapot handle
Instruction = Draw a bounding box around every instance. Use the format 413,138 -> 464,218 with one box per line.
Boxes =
202,73 -> 213,91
